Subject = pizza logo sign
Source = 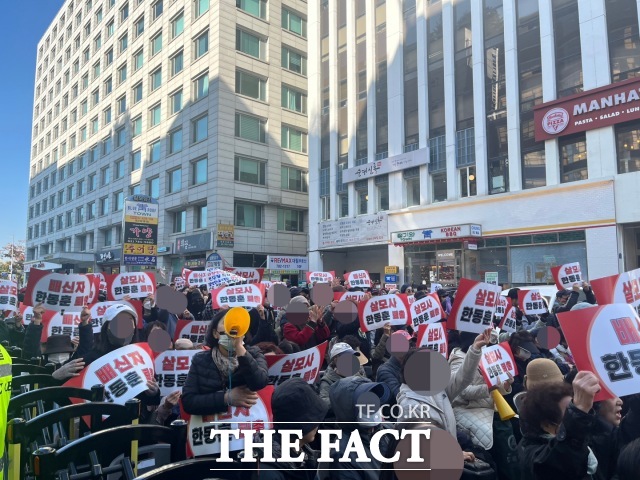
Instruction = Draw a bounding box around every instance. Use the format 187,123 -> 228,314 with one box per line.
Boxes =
542,107 -> 570,135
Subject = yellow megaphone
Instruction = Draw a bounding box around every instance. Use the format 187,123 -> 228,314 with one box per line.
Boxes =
223,307 -> 250,338
491,389 -> 516,421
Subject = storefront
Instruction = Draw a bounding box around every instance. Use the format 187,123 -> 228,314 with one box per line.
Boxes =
95,249 -> 122,274
170,232 -> 212,276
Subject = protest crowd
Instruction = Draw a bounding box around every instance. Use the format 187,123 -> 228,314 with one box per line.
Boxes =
1,264 -> 640,480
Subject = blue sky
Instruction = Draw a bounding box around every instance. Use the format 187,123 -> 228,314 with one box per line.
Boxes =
0,0 -> 64,248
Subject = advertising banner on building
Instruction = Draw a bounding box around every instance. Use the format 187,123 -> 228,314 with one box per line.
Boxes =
216,224 -> 235,248
175,232 -> 211,254
267,255 -> 309,271
446,279 -> 501,334
319,213 -> 388,248
341,148 -> 429,183
391,224 -> 482,245
123,195 -> 159,266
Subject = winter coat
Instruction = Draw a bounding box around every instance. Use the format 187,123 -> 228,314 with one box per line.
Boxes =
517,402 -> 594,480
375,356 -> 403,400
181,346 -> 269,415
449,347 -> 510,450
257,438 -> 321,480
22,323 -> 44,360
282,319 -> 331,350
318,365 -> 365,409
396,345 -> 482,438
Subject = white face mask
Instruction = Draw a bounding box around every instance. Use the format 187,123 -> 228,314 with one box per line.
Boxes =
48,352 -> 71,364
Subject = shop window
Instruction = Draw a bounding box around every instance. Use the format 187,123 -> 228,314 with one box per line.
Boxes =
559,133 -> 588,183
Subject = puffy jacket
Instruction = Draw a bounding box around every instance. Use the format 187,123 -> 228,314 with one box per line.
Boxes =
517,402 -> 594,480
375,356 -> 403,400
181,346 -> 269,415
396,345 -> 482,438
283,320 -> 331,350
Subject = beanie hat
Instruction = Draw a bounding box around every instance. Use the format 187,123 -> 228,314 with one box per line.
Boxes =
524,358 -> 563,390
272,378 -> 328,435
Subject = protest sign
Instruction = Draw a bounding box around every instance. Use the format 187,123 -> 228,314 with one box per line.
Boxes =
19,304 -> 55,326
90,300 -> 143,332
211,283 -> 265,309
430,283 -> 443,293
182,268 -> 208,287
406,294 -> 416,305
306,271 -> 335,284
154,350 -> 199,397
358,294 -> 410,332
23,269 -> 99,312
558,303 -> 640,400
446,279 -> 501,334
494,295 -> 508,319
173,276 -> 185,289
174,319 -> 210,343
591,268 -> 640,316
344,270 -> 372,289
87,273 -> 107,301
186,385 -> 273,457
416,323 -> 448,358
0,280 -> 18,312
551,262 -> 584,291
478,342 -> 518,388
265,342 -> 328,385
333,291 -> 366,304
206,268 -> 245,290
224,267 -> 264,283
45,311 -> 82,341
498,304 -> 518,333
64,343 -> 155,404
105,272 -> 156,301
409,293 -> 444,328
518,289 -> 548,315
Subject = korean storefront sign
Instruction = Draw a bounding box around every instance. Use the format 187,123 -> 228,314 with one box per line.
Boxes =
267,255 -> 309,271
216,224 -> 235,248
342,148 -> 429,183
95,249 -> 121,265
122,195 -> 159,266
175,232 -> 211,254
391,224 -> 482,244
320,213 -> 389,248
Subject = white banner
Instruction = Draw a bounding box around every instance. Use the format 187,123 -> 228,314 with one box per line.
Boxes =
409,293 -> 444,328
154,350 -> 199,397
417,323 -> 448,358
0,280 -> 18,312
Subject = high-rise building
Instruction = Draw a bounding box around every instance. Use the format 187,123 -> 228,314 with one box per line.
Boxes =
26,0 -> 310,282
308,0 -> 640,288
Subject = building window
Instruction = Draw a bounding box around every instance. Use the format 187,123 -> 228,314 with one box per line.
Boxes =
101,166 -> 111,186
149,103 -> 161,127
281,85 -> 307,113
116,126 -> 126,147
456,128 -> 475,167
460,166 -> 477,198
234,155 -> 266,185
169,129 -> 183,153
194,30 -> 209,58
173,210 -> 186,233
152,0 -> 163,20
148,176 -> 160,198
282,8 -> 306,37
117,95 -> 127,114
196,204 -> 207,229
281,165 -> 307,192
404,167 -> 420,207
171,11 -> 184,38
103,136 -> 113,155
88,201 -> 96,219
103,106 -> 112,124
119,33 -> 128,53
168,168 -> 182,193
151,32 -> 163,56
237,0 -> 266,19
338,193 -> 348,218
193,72 -> 209,100
560,133 -> 588,183
194,0 -> 209,18
131,149 -> 142,170
616,121 -> 640,173
606,0 -> 640,82
149,140 -> 161,163
236,29 -> 266,60
132,115 -> 142,137
553,0 -> 583,97
134,16 -> 145,39
355,181 -> 368,215
103,227 -> 112,246
376,175 -> 389,211
281,125 -> 307,153
432,172 -> 447,202
89,173 -> 97,191
235,202 -> 262,228
99,196 -> 110,215
171,50 -> 184,76
192,115 -> 208,143
236,71 -> 266,101
134,49 -> 144,71
114,191 -> 124,211
277,208 -> 304,232
169,89 -> 183,114
192,158 -> 207,184
281,47 -> 307,75
150,68 -> 162,91
235,112 -> 266,143
115,158 -> 125,178
130,184 -> 141,195
105,48 -> 114,66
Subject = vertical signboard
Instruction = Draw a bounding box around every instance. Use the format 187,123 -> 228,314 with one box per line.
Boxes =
216,224 -> 235,248
123,195 -> 159,266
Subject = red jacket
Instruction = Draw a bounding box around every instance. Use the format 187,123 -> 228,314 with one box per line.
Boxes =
283,321 -> 330,349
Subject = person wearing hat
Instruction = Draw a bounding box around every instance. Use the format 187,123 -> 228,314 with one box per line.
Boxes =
512,358 -> 564,414
318,341 -> 368,410
280,296 -> 331,350
259,378 -> 329,480
43,334 -> 76,365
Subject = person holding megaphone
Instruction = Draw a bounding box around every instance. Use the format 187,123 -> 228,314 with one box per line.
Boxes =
182,307 -> 269,415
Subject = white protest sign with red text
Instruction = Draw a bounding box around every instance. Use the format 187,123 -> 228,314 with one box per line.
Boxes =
344,270 -> 372,289
417,323 -> 448,358
224,267 -> 264,283
265,342 -> 328,385
174,319 -> 210,343
479,342 -> 518,388
358,294 -> 410,332
105,272 -> 156,301
551,262 -> 584,291
334,291 -> 366,304
558,303 -> 640,401
409,293 -> 444,328
24,269 -> 99,312
173,276 -> 185,289
307,271 -> 335,284
45,311 -> 82,341
186,386 -> 273,457
87,273 -> 107,299
498,305 -> 518,333
518,289 -> 548,315
182,268 -> 208,288
19,304 -> 55,326
211,283 -> 265,309
591,268 -> 640,316
154,350 -> 199,397
494,296 -> 508,319
0,280 -> 18,312
63,343 -> 156,404
446,279 -> 501,334
90,300 -> 143,332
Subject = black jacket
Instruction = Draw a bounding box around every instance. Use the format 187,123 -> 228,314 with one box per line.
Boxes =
518,402 -> 595,480
375,356 -> 402,401
247,308 -> 278,346
23,323 -> 44,360
181,346 -> 269,415
255,437 -> 321,480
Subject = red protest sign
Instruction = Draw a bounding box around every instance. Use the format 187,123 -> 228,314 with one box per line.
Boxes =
498,304 -> 518,333
416,323 -> 448,358
0,280 -> 18,312
174,319 -> 209,343
265,342 -> 328,385
344,270 -> 372,289
409,293 -> 444,329
558,303 -> 640,400
358,294 -> 410,332
551,262 -> 584,290
89,300 -> 144,332
87,273 -> 107,299
182,268 -> 208,287
174,276 -> 185,289
518,289 -> 548,315
446,279 -> 501,334
185,385 -> 274,458
211,283 -> 265,309
479,342 -> 518,388
494,295 -> 508,319
105,272 -> 156,301
19,304 -> 55,327
591,268 -> 640,316
306,271 -> 335,284
44,311 -> 82,342
333,291 -> 366,304
23,269 -> 99,312
224,267 -> 264,283
154,350 -> 199,397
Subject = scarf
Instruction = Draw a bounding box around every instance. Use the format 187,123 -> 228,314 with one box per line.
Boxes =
212,346 -> 239,379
